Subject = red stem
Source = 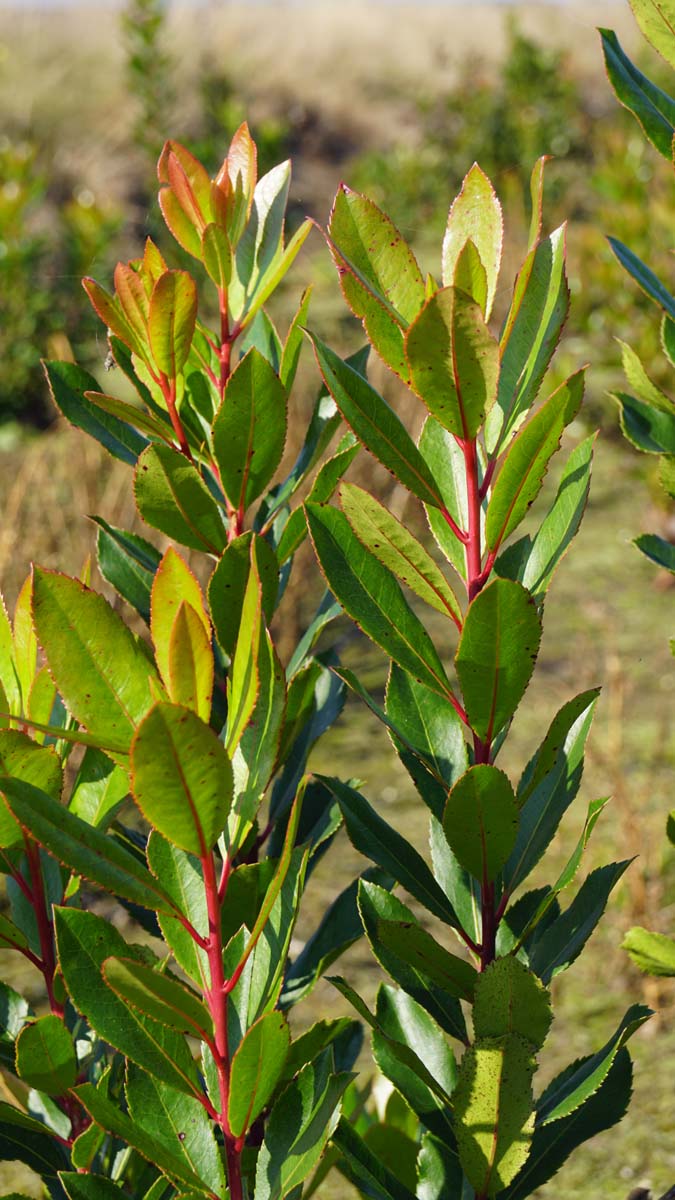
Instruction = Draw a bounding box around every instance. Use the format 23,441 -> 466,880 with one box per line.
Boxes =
201,849 -> 243,1200
161,375 -> 193,461
24,837 -> 64,1017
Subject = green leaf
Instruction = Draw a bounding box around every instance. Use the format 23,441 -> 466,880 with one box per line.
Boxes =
600,27 -> 675,160
327,185 -> 425,377
618,338 -> 674,410
358,880 -> 468,1043
323,777 -> 460,927
635,532 -> 675,572
537,1004 -> 650,1123
608,237 -> 675,321
134,443 -> 228,554
454,1034 -> 535,1196
33,568 -> 161,754
340,484 -> 462,626
83,390 -> 173,443
529,861 -> 631,982
201,222 -> 232,290
504,689 -> 600,892
495,435 -> 595,604
0,729 -> 62,848
307,333 -> 444,507
150,546 -> 210,698
429,815 -> 482,951
385,663 -> 468,820
94,517 -> 161,624
55,908 -> 201,1097
502,1050 -> 633,1200
147,270 -> 198,377
44,360 -> 148,466
406,287 -> 499,440
333,1116 -> 419,1200
667,809 -> 675,845
147,833 -> 208,987
15,1014 -> 77,1095
455,579 -> 541,740
68,746 -> 129,829
442,164 -> 503,319
276,440 -> 360,565
228,1011 -> 290,1137
486,371 -> 584,552
284,1018 -> 362,1081
416,1132 -> 463,1200
225,558 -> 263,761
0,913 -> 30,953
213,348 -> 287,512
488,225 -> 569,454
614,390 -> 675,454
103,957 -> 212,1039
254,1050 -> 351,1200
209,530 -> 278,659
443,765 -> 519,883
1,778 -> 179,916
623,926 -> 675,975
0,1101 -> 68,1178
629,0 -> 675,68
0,593 -> 20,716
376,983 -> 458,1098
131,702 -> 233,856
418,416 -> 469,578
374,918 -> 477,1002
306,504 -> 452,699
231,621 -> 286,829
282,867 -> 390,1007
280,286 -> 312,392
60,1176 -> 130,1200
473,958 -> 552,1051
73,1084 -> 209,1192
125,1063 -> 227,1197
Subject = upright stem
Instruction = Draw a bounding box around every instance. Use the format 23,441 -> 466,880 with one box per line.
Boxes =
24,837 -> 64,1017
462,436 -> 498,970
162,375 -> 193,461
201,849 -> 243,1200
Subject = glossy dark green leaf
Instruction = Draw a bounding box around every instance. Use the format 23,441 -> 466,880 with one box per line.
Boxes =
228,1011 -> 290,1137
608,237 -> 675,320
416,1132 -> 463,1200
488,226 -> 569,454
131,701 -> 233,855
14,1014 -> 77,1096
230,622 -> 286,828
447,767 -> 517,887
600,27 -> 675,159
473,958 -> 552,1051
0,1101 -> 68,1178
323,777 -> 459,926
327,185 -> 425,377
73,1084 -> 208,1192
32,568 -> 161,754
537,1004 -> 650,1124
429,815 -> 482,949
529,861 -> 631,983
254,1050 -> 351,1200
134,443 -> 228,554
103,957 -> 212,1038
213,348 -> 287,512
455,579 -> 541,740
495,434 -> 595,604
486,371 -> 584,552
282,869 -> 390,1006
60,1176 -> 131,1200
224,557 -> 262,762
614,390 -> 675,454
333,1116 -> 418,1200
45,360 -> 148,466
283,1018 -> 362,1082
504,689 -> 599,892
374,918 -> 477,1002
635,532 -> 675,572
358,880 -> 468,1043
418,416 -> 468,578
147,834 -> 208,986
94,517 -> 161,624
83,390 -> 173,443
406,287 -> 499,440
307,333 -> 444,506
306,505 -> 452,699
454,1034 -> 535,1196
125,1063 -> 226,1196
1,778 -> 178,916
340,483 -> 462,625
276,440 -> 360,565
502,1051 -> 633,1199
55,907 -> 201,1097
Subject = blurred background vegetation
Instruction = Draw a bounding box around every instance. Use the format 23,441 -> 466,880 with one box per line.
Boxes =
1,2 -> 674,1197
